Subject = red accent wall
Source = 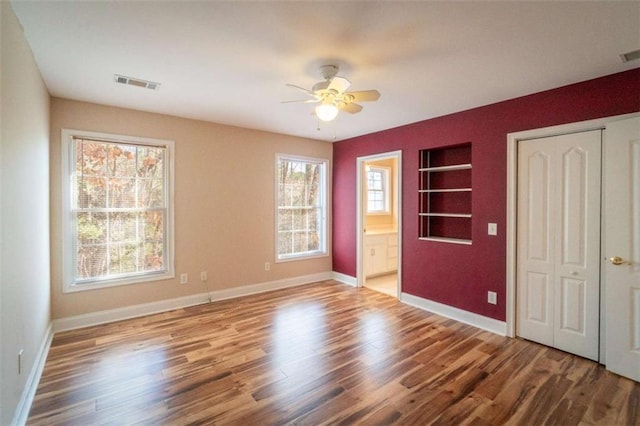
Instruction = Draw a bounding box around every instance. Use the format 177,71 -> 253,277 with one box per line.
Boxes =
333,69 -> 640,321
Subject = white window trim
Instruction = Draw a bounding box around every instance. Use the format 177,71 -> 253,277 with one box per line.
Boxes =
275,153 -> 329,263
61,129 -> 175,292
367,166 -> 391,215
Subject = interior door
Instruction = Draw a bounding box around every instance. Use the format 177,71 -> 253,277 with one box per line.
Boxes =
517,130 -> 601,361
604,116 -> 640,381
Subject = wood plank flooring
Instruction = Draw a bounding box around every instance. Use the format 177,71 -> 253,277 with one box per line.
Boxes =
28,281 -> 639,425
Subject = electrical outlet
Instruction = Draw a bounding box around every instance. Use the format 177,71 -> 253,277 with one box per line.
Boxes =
200,271 -> 208,281
180,273 -> 188,284
488,223 -> 498,236
264,262 -> 270,271
488,291 -> 497,305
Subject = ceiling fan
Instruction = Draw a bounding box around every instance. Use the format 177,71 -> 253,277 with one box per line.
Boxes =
284,65 -> 380,122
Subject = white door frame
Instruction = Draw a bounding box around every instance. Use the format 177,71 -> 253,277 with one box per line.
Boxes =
356,151 -> 402,296
506,113 -> 640,358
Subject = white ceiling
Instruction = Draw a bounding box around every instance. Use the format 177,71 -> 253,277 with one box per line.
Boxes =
10,1 -> 640,142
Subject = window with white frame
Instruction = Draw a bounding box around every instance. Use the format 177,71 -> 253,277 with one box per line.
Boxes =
61,129 -> 174,291
367,166 -> 390,214
276,154 -> 328,261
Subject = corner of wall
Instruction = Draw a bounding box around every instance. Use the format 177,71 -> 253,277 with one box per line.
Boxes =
1,2 -> 52,424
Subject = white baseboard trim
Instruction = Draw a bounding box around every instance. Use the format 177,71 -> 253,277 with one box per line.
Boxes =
401,293 -> 507,336
332,271 -> 357,287
210,271 -> 333,302
53,292 -> 209,332
53,271 -> 334,333
13,323 -> 54,426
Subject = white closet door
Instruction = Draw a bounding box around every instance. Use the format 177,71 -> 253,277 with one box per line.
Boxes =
517,141 -> 554,348
604,117 -> 640,381
517,130 -> 601,361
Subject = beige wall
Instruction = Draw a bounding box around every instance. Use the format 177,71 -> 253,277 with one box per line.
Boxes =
1,3 -> 52,424
50,98 -> 333,319
365,158 -> 397,230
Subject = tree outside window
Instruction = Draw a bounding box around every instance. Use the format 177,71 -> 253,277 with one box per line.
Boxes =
62,130 -> 174,291
276,155 -> 327,261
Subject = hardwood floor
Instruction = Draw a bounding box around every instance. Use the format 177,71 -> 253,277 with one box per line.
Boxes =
28,281 -> 639,425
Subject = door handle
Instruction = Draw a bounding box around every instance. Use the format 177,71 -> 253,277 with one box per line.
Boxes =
609,256 -> 631,266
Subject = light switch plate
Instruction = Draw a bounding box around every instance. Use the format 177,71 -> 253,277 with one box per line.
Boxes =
488,223 -> 497,236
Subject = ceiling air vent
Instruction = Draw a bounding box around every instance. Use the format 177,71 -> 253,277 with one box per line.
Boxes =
620,49 -> 640,63
114,74 -> 160,91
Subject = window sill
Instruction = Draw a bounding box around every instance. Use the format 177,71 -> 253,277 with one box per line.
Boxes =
63,270 -> 175,293
275,251 -> 328,264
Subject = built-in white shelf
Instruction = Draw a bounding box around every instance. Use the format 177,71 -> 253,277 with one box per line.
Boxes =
419,188 -> 472,193
418,163 -> 472,172
419,144 -> 473,244
419,213 -> 472,218
419,236 -> 472,245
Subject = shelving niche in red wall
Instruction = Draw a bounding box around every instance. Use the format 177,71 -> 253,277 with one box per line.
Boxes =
419,143 -> 472,244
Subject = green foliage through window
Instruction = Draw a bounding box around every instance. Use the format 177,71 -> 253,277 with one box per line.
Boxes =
73,138 -> 168,282
276,156 -> 327,260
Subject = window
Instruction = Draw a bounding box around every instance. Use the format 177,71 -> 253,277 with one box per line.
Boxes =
367,167 -> 390,214
276,154 -> 328,261
61,129 -> 174,291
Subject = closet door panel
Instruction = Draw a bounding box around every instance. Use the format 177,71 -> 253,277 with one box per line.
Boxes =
554,132 -> 601,361
517,144 -> 554,346
517,130 -> 601,362
559,276 -> 586,334
560,148 -> 587,267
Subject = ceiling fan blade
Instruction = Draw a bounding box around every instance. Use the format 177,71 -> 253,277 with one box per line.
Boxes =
328,76 -> 351,93
339,102 -> 363,114
346,90 -> 380,102
285,83 -> 315,96
312,80 -> 330,92
281,99 -> 319,104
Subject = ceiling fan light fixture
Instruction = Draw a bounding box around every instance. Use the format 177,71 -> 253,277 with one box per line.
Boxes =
316,102 -> 339,122
285,64 -> 379,124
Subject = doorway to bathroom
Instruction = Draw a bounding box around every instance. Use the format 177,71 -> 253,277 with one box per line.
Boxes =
356,151 -> 402,298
